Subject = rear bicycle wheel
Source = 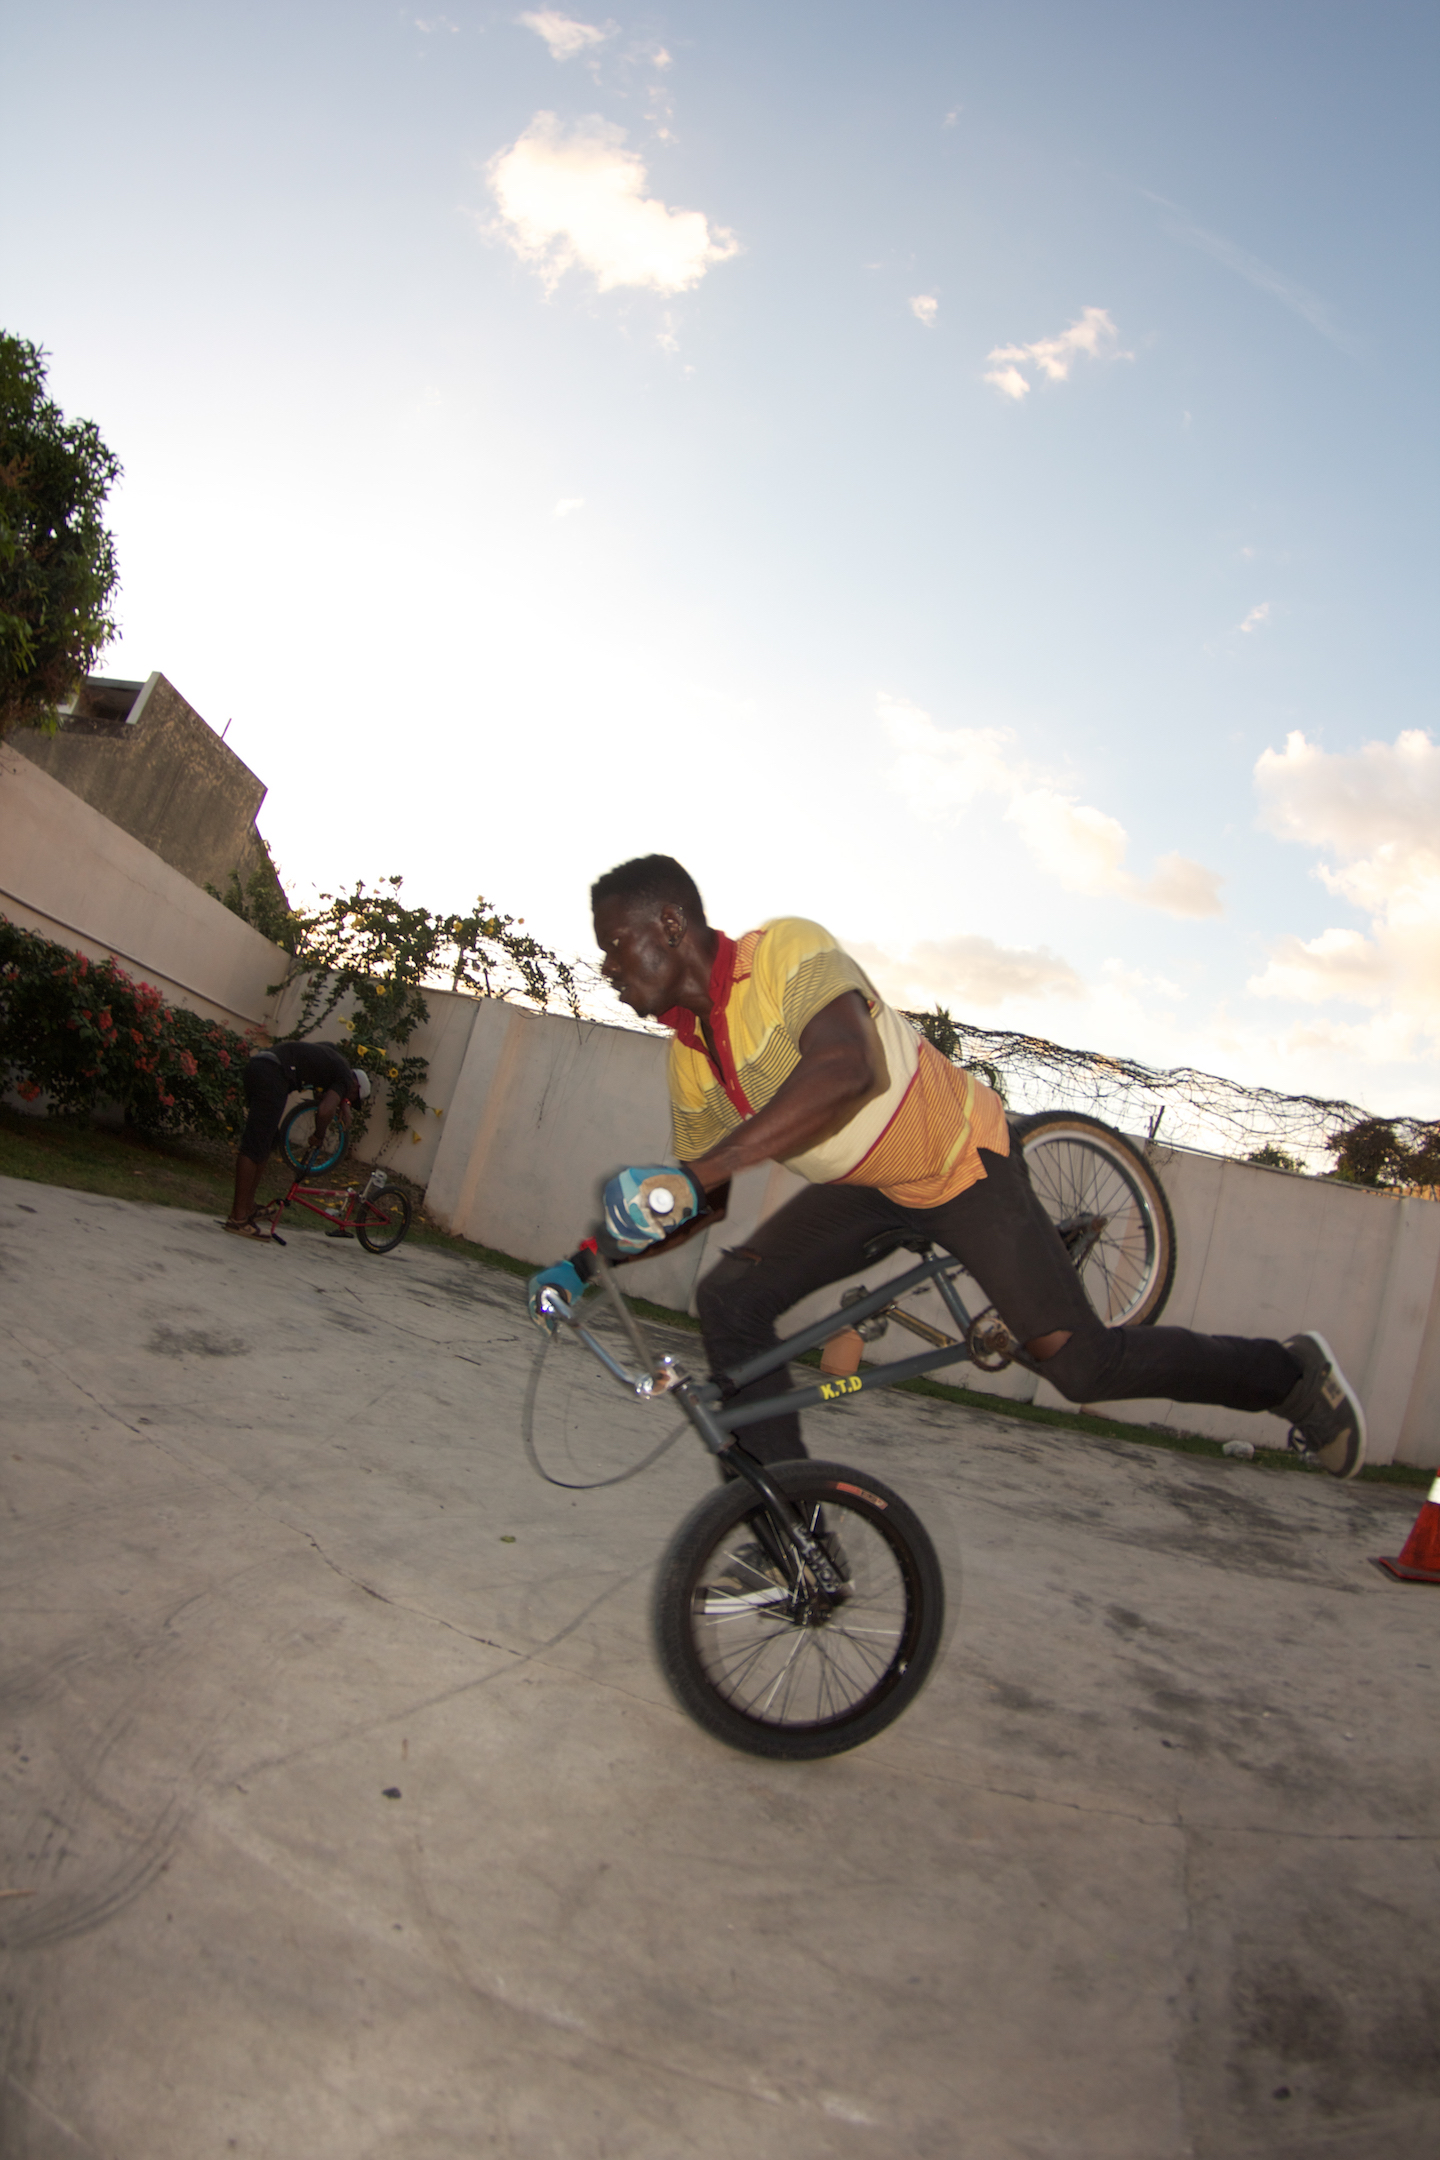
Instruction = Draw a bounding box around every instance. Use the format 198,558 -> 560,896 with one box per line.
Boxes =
280,1100 -> 347,1175
1012,1111 -> 1176,1325
356,1188 -> 412,1254
653,1459 -> 944,1760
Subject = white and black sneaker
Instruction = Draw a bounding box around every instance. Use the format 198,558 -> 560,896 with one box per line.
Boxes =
1276,1333 -> 1367,1480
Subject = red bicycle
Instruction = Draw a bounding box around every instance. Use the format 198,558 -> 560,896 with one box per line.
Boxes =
263,1160 -> 413,1254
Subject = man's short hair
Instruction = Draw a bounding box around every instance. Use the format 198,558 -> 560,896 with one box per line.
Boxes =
591,855 -> 708,924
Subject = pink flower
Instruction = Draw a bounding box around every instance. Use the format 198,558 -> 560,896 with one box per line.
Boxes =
17,1081 -> 41,1102
178,1050 -> 198,1077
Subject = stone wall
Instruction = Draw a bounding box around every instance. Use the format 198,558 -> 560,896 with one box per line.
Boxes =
11,673 -> 285,910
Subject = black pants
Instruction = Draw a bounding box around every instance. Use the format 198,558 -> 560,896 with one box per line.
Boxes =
695,1148 -> 1302,1464
237,1057 -> 290,1166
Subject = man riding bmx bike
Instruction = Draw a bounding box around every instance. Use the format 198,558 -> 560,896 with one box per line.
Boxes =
528,855 -> 1365,1481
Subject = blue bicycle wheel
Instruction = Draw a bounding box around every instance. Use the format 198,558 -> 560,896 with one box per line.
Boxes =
279,1100 -> 348,1174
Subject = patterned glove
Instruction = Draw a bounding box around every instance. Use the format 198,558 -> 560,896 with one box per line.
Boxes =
600,1165 -> 705,1255
526,1256 -> 592,1334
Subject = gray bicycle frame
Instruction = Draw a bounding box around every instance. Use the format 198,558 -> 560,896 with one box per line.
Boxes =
553,1245 -> 1029,1460
546,1247 -> 1024,1598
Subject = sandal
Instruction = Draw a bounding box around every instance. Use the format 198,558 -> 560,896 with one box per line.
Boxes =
254,1199 -> 287,1246
223,1213 -> 273,1242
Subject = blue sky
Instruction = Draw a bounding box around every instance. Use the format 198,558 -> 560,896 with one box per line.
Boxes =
4,1 -> 1436,1120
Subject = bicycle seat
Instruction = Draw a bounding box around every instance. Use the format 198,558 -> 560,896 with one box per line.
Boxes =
860,1227 -> 935,1265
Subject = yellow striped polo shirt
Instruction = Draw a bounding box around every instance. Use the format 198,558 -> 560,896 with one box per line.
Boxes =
661,919 -> 1009,1209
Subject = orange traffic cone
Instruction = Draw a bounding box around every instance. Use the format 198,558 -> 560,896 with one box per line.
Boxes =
1374,1475 -> 1440,1583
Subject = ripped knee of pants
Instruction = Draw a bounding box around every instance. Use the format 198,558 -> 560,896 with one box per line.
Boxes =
1032,1327 -> 1124,1405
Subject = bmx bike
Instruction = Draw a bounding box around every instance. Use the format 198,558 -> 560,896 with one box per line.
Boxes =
529,1113 -> 1174,1761
265,1157 -> 413,1254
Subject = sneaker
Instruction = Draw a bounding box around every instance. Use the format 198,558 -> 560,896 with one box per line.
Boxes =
1276,1333 -> 1367,1480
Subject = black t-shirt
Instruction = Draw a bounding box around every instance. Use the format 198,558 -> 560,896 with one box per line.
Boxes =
270,1041 -> 356,1097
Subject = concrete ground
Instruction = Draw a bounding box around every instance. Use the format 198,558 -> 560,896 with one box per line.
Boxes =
1,1174 -> 1436,2160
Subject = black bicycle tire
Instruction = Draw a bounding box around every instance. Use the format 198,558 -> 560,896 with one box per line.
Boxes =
356,1188 -> 412,1254
279,1100 -> 348,1175
1010,1111 -> 1176,1325
653,1458 -> 945,1760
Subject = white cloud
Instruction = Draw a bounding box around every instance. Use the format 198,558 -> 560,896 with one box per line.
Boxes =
1102,958 -> 1182,1001
910,294 -> 938,328
1138,852 -> 1224,917
984,306 -> 1126,401
848,934 -> 1084,1011
553,496 -> 585,517
1239,602 -> 1270,634
986,362 -> 1031,402
484,113 -> 740,296
518,11 -> 616,61
414,15 -> 459,32
1249,729 -> 1440,1046
1145,192 -> 1351,351
878,693 -> 1223,918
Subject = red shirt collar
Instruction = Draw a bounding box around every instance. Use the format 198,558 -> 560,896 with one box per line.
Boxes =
659,931 -> 737,1047
659,931 -> 753,1117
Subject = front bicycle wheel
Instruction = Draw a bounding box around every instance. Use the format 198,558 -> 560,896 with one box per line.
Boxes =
653,1458 -> 944,1760
279,1100 -> 347,1175
1012,1111 -> 1176,1325
356,1188 -> 412,1254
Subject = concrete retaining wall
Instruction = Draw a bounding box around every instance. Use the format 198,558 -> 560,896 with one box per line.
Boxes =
1,748 -> 295,1034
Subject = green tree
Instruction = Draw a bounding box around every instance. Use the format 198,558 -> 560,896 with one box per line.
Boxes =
1,335 -> 122,740
1246,1144 -> 1305,1174
1327,1118 -> 1440,1189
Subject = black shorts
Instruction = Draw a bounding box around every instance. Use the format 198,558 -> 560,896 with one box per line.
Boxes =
238,1057 -> 291,1164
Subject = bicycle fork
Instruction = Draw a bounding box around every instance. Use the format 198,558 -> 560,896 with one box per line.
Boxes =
552,1264 -> 845,1604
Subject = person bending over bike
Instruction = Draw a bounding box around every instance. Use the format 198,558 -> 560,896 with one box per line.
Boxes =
528,855 -> 1366,1480
225,1040 -> 370,1243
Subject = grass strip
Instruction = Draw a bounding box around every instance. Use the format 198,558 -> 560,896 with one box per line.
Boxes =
1,1108 -> 1428,1489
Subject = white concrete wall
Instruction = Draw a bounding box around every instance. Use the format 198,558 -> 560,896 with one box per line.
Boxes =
0,748 -> 291,1034
426,1000 -> 711,1311
1088,1149 -> 1440,1469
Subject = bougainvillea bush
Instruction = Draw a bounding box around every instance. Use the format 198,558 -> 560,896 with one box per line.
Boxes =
0,916 -> 253,1137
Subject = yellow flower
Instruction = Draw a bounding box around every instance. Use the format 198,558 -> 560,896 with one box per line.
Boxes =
388,1066 -> 399,1080
411,1130 -> 422,1144
433,1106 -> 443,1117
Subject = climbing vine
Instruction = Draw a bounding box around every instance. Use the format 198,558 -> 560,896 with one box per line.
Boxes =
274,878 -> 581,1146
